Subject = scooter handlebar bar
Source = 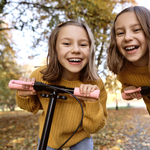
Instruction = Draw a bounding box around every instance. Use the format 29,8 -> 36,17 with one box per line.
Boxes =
9,80 -> 100,99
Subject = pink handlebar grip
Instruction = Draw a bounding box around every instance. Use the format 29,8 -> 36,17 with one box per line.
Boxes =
124,87 -> 141,94
74,87 -> 100,99
121,87 -> 141,99
8,80 -> 34,90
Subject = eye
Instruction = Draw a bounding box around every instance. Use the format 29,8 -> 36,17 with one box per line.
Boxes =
80,42 -> 89,47
63,42 -> 70,45
116,32 -> 124,36
80,44 -> 87,46
134,28 -> 141,32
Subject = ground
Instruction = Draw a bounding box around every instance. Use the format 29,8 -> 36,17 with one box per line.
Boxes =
0,107 -> 150,150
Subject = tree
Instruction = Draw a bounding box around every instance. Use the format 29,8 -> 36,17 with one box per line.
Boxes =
0,20 -> 21,111
105,71 -> 122,109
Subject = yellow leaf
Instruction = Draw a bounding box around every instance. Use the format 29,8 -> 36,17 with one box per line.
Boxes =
110,146 -> 120,150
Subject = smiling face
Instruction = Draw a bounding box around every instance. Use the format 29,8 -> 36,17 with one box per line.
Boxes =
115,12 -> 148,67
56,25 -> 90,80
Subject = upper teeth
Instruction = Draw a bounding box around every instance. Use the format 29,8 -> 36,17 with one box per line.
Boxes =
68,58 -> 81,62
125,46 -> 136,50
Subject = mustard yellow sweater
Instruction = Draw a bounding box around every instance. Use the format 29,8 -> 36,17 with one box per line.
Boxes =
117,62 -> 150,114
16,66 -> 107,149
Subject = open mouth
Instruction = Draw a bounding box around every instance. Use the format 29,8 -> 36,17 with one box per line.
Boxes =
68,58 -> 82,63
125,46 -> 139,51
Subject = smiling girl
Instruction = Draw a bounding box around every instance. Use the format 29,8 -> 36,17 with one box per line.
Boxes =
16,21 -> 107,150
107,6 -> 150,114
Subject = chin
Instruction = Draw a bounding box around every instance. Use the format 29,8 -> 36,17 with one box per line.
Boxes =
71,70 -> 81,74
126,57 -> 139,63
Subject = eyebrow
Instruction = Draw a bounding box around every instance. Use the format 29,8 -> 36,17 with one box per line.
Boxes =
60,37 -> 71,40
115,23 -> 141,31
60,37 -> 89,42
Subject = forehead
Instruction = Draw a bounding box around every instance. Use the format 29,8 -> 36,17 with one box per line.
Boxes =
57,25 -> 89,39
115,12 -> 140,29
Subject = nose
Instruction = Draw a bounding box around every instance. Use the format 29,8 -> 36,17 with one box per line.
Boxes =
71,43 -> 80,53
124,31 -> 133,42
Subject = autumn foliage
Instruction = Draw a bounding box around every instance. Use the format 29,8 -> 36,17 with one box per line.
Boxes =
0,107 -> 150,150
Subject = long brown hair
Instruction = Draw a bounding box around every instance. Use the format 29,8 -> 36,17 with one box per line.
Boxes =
41,20 -> 99,82
107,6 -> 150,74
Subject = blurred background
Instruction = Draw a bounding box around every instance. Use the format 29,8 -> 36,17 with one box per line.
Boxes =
0,0 -> 150,150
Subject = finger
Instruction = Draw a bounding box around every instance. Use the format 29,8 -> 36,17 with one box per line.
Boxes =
79,84 -> 84,94
86,86 -> 92,96
134,92 -> 142,99
22,77 -> 27,82
30,78 -> 36,92
91,85 -> 99,91
137,96 -> 142,100
130,93 -> 137,99
19,77 -> 23,81
134,92 -> 140,99
31,77 -> 36,83
21,77 -> 31,89
129,93 -> 135,99
21,77 -> 27,89
135,92 -> 139,99
22,78 -> 29,89
137,92 -> 142,99
82,84 -> 89,96
25,78 -> 32,89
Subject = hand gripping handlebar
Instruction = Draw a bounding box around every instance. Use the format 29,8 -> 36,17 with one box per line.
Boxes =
121,86 -> 150,99
9,79 -> 100,99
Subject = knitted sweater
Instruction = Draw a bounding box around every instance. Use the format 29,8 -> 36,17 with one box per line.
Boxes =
117,62 -> 150,114
16,66 -> 107,149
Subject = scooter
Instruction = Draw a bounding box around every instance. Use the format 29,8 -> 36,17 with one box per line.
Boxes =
9,79 -> 100,150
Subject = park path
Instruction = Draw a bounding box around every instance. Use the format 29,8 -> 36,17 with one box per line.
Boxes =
120,108 -> 150,150
92,108 -> 150,150
0,108 -> 150,150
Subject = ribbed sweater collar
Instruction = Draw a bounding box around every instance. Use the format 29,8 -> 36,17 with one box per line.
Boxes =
124,62 -> 149,74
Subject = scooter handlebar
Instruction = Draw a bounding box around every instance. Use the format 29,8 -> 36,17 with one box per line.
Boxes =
9,80 -> 100,99
121,88 -> 141,99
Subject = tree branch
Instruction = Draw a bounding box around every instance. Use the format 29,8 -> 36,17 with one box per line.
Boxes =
0,27 -> 14,31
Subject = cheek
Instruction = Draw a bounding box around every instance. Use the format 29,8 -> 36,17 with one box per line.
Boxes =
84,48 -> 90,57
86,51 -> 90,58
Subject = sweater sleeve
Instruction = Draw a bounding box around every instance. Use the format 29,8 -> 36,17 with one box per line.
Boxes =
82,79 -> 107,134
15,67 -> 43,114
16,93 -> 42,114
